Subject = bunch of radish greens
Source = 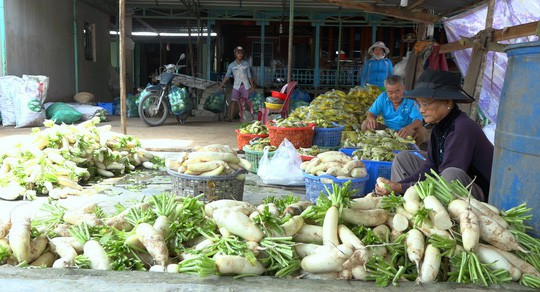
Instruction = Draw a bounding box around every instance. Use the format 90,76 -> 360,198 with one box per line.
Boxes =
0,117 -> 164,201
0,176 -> 538,288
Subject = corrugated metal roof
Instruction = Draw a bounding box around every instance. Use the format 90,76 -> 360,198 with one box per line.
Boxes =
126,0 -> 361,10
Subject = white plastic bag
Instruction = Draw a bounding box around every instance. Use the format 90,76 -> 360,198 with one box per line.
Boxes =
257,139 -> 305,186
0,76 -> 24,126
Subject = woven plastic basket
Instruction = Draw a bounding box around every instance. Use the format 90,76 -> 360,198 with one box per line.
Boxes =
313,123 -> 344,147
362,160 -> 392,193
243,146 -> 275,173
235,129 -> 269,150
303,172 -> 369,202
267,123 -> 315,148
168,169 -> 246,202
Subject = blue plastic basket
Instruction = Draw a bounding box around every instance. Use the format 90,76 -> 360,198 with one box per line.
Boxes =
312,124 -> 344,147
362,160 -> 393,193
339,148 -> 357,156
303,172 -> 369,202
97,102 -> 114,115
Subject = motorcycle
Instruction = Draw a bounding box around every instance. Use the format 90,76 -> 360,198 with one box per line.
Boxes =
138,53 -> 194,126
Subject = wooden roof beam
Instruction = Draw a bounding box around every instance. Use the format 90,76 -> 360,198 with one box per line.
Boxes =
439,21 -> 540,54
318,0 -> 441,24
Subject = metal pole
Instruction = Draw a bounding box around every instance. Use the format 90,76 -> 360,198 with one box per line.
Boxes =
73,0 -> 78,92
260,22 -> 265,88
314,22 -> 320,88
335,16 -> 342,88
371,24 -> 377,44
206,19 -> 212,81
287,0 -> 294,84
119,0 -> 127,134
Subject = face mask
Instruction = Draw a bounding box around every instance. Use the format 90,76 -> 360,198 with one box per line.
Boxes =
373,54 -> 385,60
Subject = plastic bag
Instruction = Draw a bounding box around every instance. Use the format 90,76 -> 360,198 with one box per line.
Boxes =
169,86 -> 192,115
204,91 -> 225,113
0,76 -> 24,126
250,92 -> 265,113
291,88 -> 311,102
15,80 -> 46,128
46,102 -> 82,124
257,139 -> 305,186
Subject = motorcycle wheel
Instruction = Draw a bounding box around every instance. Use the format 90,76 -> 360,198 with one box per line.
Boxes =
138,93 -> 169,126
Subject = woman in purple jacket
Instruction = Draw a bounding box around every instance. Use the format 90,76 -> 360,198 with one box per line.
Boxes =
375,70 -> 494,202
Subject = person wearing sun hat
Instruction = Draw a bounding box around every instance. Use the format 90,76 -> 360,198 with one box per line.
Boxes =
374,70 -> 494,202
360,41 -> 394,87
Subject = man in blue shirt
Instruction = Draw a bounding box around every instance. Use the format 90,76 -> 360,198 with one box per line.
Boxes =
361,75 -> 427,144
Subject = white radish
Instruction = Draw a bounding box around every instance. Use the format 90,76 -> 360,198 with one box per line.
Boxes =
477,245 -> 521,281
204,200 -> 256,217
214,254 -> 265,275
49,238 -> 77,268
213,209 -> 264,242
294,244 -> 328,259
84,240 -> 111,270
417,221 -> 452,239
125,234 -> 145,250
423,196 -> 453,230
322,206 -> 339,246
340,249 -> 370,280
280,216 -> 304,236
149,265 -> 166,272
406,229 -> 424,270
403,187 -> 421,215
338,225 -> 364,250
8,217 -> 31,264
483,245 -> 540,277
106,203 -> 150,231
392,213 -> 409,232
256,203 -> 280,217
464,197 -> 508,229
28,235 -> 48,263
481,202 -> 501,214
396,207 -> 413,221
63,206 -> 103,227
447,199 -> 468,220
372,225 -> 390,240
30,252 -> 56,267
293,224 -> 323,244
136,223 -> 169,266
350,195 -> 382,210
459,208 -> 480,252
153,216 -> 171,238
301,244 -> 354,273
474,211 -> 523,252
342,208 -> 389,227
167,264 -> 179,273
283,201 -> 313,216
419,244 -> 441,283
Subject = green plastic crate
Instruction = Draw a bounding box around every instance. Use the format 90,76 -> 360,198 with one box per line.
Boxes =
243,146 -> 275,173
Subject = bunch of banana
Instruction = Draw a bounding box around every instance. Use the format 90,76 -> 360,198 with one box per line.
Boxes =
270,118 -> 310,128
245,137 -> 277,152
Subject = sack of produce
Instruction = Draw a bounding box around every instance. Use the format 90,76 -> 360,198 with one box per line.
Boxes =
0,76 -> 24,126
291,88 -> 312,102
45,102 -> 82,124
290,100 -> 310,112
204,91 -> 225,113
113,94 -> 139,117
257,138 -> 305,186
266,96 -> 284,104
169,86 -> 192,115
250,92 -> 265,113
14,79 -> 46,128
22,75 -> 49,102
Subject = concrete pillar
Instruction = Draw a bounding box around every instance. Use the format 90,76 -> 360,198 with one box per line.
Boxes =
257,21 -> 268,88
313,21 -> 321,88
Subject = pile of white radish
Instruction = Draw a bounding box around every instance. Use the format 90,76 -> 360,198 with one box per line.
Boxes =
166,144 -> 251,177
0,118 -> 164,201
301,151 -> 368,179
0,175 -> 538,289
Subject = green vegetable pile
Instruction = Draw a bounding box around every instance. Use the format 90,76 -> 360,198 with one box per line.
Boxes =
269,118 -> 310,128
344,129 -> 416,161
238,121 -> 268,135
245,138 -> 276,152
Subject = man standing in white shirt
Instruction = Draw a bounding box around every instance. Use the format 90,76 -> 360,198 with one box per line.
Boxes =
220,46 -> 255,121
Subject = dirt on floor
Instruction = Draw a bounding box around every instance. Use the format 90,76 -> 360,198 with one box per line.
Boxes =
0,112 -> 241,151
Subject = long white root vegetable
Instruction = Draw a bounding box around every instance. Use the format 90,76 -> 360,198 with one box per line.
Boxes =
338,225 -> 364,250
29,235 -> 48,263
392,213 -> 409,232
8,217 -> 31,264
323,206 -> 339,246
459,208 -> 480,252
423,196 -> 453,230
474,211 -> 524,252
204,200 -> 256,217
280,216 -> 304,236
214,254 -> 265,275
294,244 -> 328,259
342,208 -> 388,227
403,186 -> 421,214
483,245 -> 540,278
477,244 -> 521,281
350,195 -> 382,210
419,244 -> 441,283
293,224 -> 323,244
340,249 -> 370,280
301,244 -> 354,273
84,240 -> 111,270
406,229 -> 424,270
136,223 -> 169,266
30,252 -> 56,267
213,209 -> 264,242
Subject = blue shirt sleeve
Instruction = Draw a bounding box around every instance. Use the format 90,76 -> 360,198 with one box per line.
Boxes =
409,103 -> 423,121
361,59 -> 370,86
368,93 -> 385,116
225,63 -> 233,79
